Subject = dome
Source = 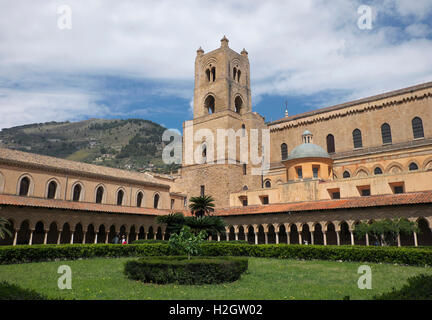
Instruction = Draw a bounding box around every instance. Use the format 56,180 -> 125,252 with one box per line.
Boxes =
288,143 -> 330,160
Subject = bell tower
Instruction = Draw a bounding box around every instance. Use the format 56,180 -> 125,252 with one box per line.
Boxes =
193,36 -> 252,119
179,37 -> 267,208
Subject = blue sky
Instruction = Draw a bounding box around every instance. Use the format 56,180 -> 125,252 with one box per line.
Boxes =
0,0 -> 431,132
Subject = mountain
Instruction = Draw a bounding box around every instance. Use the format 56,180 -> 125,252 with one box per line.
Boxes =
0,119 -> 181,174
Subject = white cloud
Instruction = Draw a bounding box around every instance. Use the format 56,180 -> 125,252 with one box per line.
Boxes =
0,0 -> 431,126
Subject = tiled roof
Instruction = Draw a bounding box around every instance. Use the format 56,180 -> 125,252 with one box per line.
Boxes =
0,147 -> 169,189
0,194 -> 171,216
214,191 -> 432,216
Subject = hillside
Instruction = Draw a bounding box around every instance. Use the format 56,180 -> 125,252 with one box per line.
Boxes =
0,119 -> 181,174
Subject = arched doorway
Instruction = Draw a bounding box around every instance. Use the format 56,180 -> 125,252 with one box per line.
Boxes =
60,223 -> 71,244
229,226 -> 235,241
247,226 -> 255,244
74,223 -> 84,244
326,223 -> 337,245
257,225 -> 265,244
301,224 -> 311,245
290,225 -> 299,244
86,224 -> 96,244
339,222 -> 351,245
33,221 -> 45,245
98,225 -> 106,244
313,224 -> 324,245
279,225 -> 287,244
47,222 -> 58,244
267,225 -> 276,244
418,218 -> 432,246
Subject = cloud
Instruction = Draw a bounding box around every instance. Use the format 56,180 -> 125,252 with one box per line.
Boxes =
0,0 -> 431,127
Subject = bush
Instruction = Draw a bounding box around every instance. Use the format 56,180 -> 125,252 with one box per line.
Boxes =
0,281 -> 48,300
124,256 -> 248,284
1,243 -> 431,266
131,239 -> 167,244
374,274 -> 432,300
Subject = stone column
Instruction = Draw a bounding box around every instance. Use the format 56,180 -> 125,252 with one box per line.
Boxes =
286,232 -> 290,244
105,232 -> 109,244
235,232 -> 239,241
275,232 -> 279,244
29,229 -> 34,245
43,230 -> 48,245
135,233 -> 139,241
365,234 -> 369,246
310,232 -> 314,245
254,233 -> 258,245
336,231 -> 340,246
298,232 -> 302,245
94,232 -> 98,244
217,234 -> 221,242
413,232 -> 418,247
264,232 -> 268,244
57,231 -> 62,244
126,232 -> 129,243
323,232 -> 327,246
350,231 -> 355,245
82,231 -> 87,244
70,231 -> 75,244
12,230 -> 18,246
397,233 -> 401,247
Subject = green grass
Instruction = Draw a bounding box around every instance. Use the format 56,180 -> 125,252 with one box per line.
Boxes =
0,257 -> 431,300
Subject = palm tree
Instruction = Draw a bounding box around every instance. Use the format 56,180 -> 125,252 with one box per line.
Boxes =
0,217 -> 12,239
188,195 -> 215,218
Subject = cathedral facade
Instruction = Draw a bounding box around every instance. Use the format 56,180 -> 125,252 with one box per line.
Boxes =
0,37 -> 431,246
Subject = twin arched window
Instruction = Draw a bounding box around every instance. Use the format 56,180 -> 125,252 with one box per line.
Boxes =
412,117 -> 424,139
381,123 -> 392,144
281,143 -> 288,160
353,129 -> 363,149
233,67 -> 241,82
206,67 -> 216,82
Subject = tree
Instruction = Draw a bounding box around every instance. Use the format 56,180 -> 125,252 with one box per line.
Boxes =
354,218 -> 418,246
169,226 -> 207,260
0,217 -> 12,239
188,195 -> 215,218
156,212 -> 185,235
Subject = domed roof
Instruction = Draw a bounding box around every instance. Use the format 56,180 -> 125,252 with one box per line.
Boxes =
288,143 -> 330,160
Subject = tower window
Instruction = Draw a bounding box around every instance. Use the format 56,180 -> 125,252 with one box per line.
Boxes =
234,96 -> 243,113
343,171 -> 351,179
243,163 -> 247,175
237,70 -> 241,82
264,180 -> 271,188
200,185 -> 205,196
313,167 -> 319,179
281,143 -> 288,160
381,123 -> 392,144
353,129 -> 363,149
412,117 -> 424,139
297,167 -> 303,179
233,67 -> 237,80
204,95 -> 215,114
211,67 -> 216,82
326,134 -> 335,154
206,69 -> 211,82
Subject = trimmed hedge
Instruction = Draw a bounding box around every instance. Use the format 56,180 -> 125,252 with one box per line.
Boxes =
124,256 -> 248,284
0,281 -> 48,300
0,243 -> 431,266
374,274 -> 432,300
131,239 -> 167,244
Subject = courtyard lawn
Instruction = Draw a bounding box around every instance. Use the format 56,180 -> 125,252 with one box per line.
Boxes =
0,257 -> 431,300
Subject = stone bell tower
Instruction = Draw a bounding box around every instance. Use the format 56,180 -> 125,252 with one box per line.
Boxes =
179,37 -> 267,208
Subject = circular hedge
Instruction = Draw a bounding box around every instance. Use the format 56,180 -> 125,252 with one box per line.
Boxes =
124,256 -> 248,285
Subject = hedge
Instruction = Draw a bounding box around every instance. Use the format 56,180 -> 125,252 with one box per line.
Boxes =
0,281 -> 49,300
124,256 -> 248,284
0,243 -> 431,266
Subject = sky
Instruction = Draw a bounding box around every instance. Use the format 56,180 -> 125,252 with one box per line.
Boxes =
0,0 -> 431,132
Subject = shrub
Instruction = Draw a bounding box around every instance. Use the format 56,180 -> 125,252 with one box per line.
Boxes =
124,256 -> 248,284
374,274 -> 432,300
169,226 -> 207,259
131,239 -> 167,244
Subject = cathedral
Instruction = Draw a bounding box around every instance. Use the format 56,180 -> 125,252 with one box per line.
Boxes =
0,37 -> 431,246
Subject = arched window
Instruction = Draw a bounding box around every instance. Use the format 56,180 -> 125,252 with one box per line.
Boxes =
242,185 -> 248,191
211,67 -> 216,82
19,177 -> 30,196
264,180 -> 271,188
343,171 -> 351,179
205,69 -> 211,82
243,163 -> 247,175
95,186 -> 104,204
237,70 -> 241,82
153,193 -> 160,209
326,134 -> 335,154
137,192 -> 143,207
281,143 -> 288,160
204,95 -> 215,114
234,96 -> 243,113
374,167 -> 383,175
72,184 -> 82,202
47,181 -> 57,199
117,189 -> 124,206
233,67 -> 237,80
352,129 -> 363,149
409,162 -> 419,171
412,117 -> 424,139
381,123 -> 392,144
